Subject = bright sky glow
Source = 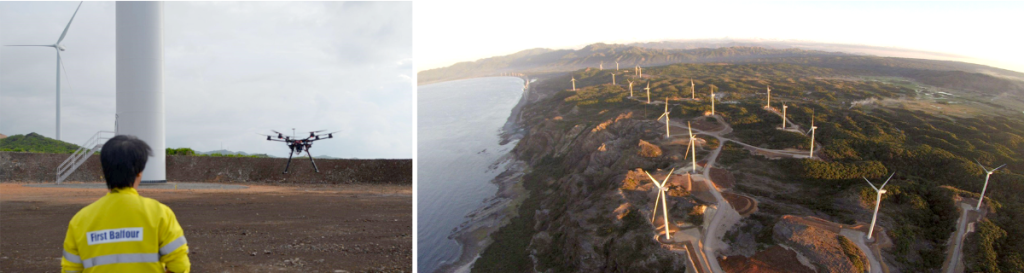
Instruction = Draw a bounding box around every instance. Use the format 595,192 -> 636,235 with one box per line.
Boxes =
415,1 -> 1024,73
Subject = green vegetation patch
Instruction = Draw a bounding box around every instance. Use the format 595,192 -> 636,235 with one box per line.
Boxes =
0,133 -> 81,153
837,235 -> 867,273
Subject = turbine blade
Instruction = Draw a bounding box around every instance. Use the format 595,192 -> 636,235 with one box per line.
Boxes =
662,168 -> 675,184
645,171 -> 662,187
993,164 -> 1006,172
975,159 -> 990,173
57,1 -> 84,44
5,45 -> 54,47
863,177 -> 879,191
881,171 -> 895,189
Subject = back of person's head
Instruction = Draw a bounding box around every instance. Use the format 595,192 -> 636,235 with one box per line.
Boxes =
100,135 -> 152,190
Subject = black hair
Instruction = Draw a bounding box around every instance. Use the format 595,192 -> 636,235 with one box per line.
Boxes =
100,135 -> 152,190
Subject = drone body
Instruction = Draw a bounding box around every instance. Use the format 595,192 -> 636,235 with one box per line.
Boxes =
260,129 -> 337,174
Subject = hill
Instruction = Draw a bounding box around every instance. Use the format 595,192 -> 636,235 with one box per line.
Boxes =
0,133 -> 81,154
467,62 -> 1024,273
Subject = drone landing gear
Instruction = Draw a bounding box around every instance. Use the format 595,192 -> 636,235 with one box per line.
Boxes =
283,152 -> 293,174
306,150 -> 320,173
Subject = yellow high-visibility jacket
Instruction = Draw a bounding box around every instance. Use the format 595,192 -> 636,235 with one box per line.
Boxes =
61,187 -> 190,273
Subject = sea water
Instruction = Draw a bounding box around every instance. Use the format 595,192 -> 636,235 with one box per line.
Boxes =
417,77 -> 525,273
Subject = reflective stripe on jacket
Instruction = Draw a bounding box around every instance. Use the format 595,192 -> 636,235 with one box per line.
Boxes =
61,187 -> 190,273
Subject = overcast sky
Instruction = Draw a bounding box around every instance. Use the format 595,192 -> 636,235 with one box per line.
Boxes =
1,1 -> 412,158
416,1 -> 1024,73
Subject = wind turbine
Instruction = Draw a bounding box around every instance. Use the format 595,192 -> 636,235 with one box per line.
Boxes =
766,85 -> 772,109
974,160 -> 1006,210
657,99 -> 670,137
639,66 -> 643,78
628,80 -> 634,97
645,82 -> 651,104
571,76 -> 577,91
6,1 -> 84,141
710,86 -> 716,116
600,61 -> 604,70
616,61 -> 619,71
612,73 -> 616,85
782,104 -> 788,129
688,121 -> 696,173
690,79 -> 695,99
863,172 -> 895,240
807,110 -> 817,158
646,168 -> 676,240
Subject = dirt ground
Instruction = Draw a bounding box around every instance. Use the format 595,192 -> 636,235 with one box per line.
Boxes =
0,183 -> 411,273
719,245 -> 815,273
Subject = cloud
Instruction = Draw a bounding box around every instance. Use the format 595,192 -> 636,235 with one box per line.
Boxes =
1,1 -> 412,158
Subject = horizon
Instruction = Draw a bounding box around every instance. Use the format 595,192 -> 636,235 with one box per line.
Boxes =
415,1 -> 1024,73
0,131 -> 412,159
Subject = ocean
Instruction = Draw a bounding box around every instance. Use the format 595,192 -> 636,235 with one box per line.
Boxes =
417,77 -> 525,273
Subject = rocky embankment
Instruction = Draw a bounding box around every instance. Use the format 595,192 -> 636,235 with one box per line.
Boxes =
0,152 -> 411,185
773,216 -> 869,273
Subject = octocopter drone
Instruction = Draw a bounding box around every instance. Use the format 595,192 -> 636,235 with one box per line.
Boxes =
259,129 -> 338,174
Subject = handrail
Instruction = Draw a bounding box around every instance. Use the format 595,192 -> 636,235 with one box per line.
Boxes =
56,131 -> 114,184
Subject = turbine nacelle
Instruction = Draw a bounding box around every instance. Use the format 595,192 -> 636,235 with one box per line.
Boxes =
57,44 -> 66,51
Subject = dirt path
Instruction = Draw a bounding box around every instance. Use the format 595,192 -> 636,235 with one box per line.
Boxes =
0,183 -> 411,273
942,202 -> 976,273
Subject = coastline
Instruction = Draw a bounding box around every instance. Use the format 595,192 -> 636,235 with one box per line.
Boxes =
434,76 -> 534,273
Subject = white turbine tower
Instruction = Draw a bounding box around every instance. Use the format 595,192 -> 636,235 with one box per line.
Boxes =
616,61 -> 619,71
639,66 -> 643,78
657,99 -> 671,137
645,82 -> 651,104
571,76 -> 577,91
688,121 -> 696,173
710,86 -> 716,116
974,160 -> 1006,210
646,168 -> 676,240
5,1 -> 84,141
690,79 -> 695,100
782,104 -> 788,129
117,1 -> 167,183
766,85 -> 771,109
628,80 -> 634,97
600,61 -> 603,70
612,73 -> 616,85
807,110 -> 817,158
863,172 -> 895,240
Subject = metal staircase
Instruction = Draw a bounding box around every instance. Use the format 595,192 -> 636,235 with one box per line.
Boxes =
57,131 -> 114,184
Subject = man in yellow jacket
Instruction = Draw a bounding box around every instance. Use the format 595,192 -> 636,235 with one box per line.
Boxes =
61,135 -> 190,273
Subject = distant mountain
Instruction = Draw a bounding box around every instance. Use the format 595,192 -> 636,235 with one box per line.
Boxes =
0,132 -> 81,153
418,44 -> 842,84
418,42 -> 1024,99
